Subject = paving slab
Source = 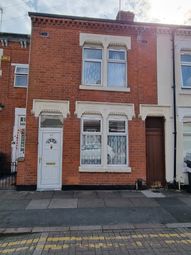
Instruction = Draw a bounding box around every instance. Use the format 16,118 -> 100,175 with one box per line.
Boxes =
104,198 -> 133,207
142,190 -> 166,198
120,190 -> 145,198
179,197 -> 191,207
78,199 -> 104,208
102,223 -> 134,230
0,191 -> 28,200
4,227 -> 32,234
49,199 -> 78,209
96,190 -> 121,199
52,191 -> 74,199
32,226 -> 69,232
166,222 -> 191,228
163,205 -> 191,222
74,190 -> 98,199
25,191 -> 54,200
155,197 -> 186,207
0,199 -> 30,210
129,198 -> 160,207
134,223 -> 165,229
70,225 -> 102,231
26,199 -> 50,210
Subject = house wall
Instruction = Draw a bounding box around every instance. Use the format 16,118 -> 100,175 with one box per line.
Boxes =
175,34 -> 191,184
17,16 -> 158,187
156,31 -> 191,184
156,32 -> 174,183
0,39 -> 29,168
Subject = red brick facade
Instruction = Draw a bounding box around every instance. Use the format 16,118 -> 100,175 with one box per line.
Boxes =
16,13 -> 158,188
0,33 -> 29,168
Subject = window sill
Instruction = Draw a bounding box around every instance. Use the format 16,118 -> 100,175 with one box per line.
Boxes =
14,86 -> 28,89
79,166 -> 131,173
179,88 -> 191,95
80,85 -> 130,92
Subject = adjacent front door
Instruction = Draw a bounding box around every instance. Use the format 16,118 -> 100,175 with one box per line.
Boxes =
38,129 -> 63,190
146,117 -> 165,187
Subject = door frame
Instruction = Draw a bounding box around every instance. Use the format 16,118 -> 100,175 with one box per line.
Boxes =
37,125 -> 63,191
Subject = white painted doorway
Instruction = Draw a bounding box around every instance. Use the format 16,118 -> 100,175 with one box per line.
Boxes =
37,114 -> 63,191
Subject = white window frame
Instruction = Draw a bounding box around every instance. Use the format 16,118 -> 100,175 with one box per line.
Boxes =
180,51 -> 191,89
18,116 -> 26,157
80,114 -> 129,171
13,63 -> 29,88
14,112 -> 26,159
80,115 -> 103,167
107,48 -> 127,88
107,116 -> 128,167
82,46 -> 103,86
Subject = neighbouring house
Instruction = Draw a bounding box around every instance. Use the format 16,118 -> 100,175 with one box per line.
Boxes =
156,28 -> 191,186
0,32 -> 29,172
0,11 -> 191,190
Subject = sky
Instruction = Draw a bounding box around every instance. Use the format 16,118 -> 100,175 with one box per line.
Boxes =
0,0 -> 191,34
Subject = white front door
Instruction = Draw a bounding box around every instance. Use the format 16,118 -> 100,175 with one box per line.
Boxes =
38,129 -> 63,190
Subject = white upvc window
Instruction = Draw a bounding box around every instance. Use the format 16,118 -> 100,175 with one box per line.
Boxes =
107,49 -> 127,88
14,64 -> 29,88
107,117 -> 127,165
81,116 -> 102,165
18,115 -> 26,158
181,52 -> 191,88
80,115 -> 128,168
83,47 -> 102,86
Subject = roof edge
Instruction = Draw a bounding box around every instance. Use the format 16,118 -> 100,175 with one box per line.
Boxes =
28,11 -> 191,30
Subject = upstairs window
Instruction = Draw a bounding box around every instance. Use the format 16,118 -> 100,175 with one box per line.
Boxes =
107,49 -> 127,88
83,48 -> 102,86
181,52 -> 191,88
14,64 -> 29,88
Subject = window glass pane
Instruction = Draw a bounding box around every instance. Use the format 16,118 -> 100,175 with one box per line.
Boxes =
20,117 -> 26,126
20,129 -> 25,153
15,75 -> 28,87
16,67 -> 29,74
109,50 -> 125,60
107,136 -> 126,165
41,115 -> 63,128
81,135 -> 101,165
84,48 -> 102,59
108,63 -> 126,87
84,61 -> 101,85
183,123 -> 191,133
109,120 -> 125,133
181,65 -> 191,87
181,54 -> 191,62
83,119 -> 101,132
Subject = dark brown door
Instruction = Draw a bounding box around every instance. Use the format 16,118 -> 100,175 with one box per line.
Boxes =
146,117 -> 165,187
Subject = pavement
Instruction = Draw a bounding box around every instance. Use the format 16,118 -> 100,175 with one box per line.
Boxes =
0,189 -> 191,254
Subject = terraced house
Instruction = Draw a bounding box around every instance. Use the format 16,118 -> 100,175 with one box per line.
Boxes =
0,11 -> 191,190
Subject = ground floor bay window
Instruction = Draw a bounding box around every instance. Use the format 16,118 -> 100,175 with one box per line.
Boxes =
80,114 -> 129,172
